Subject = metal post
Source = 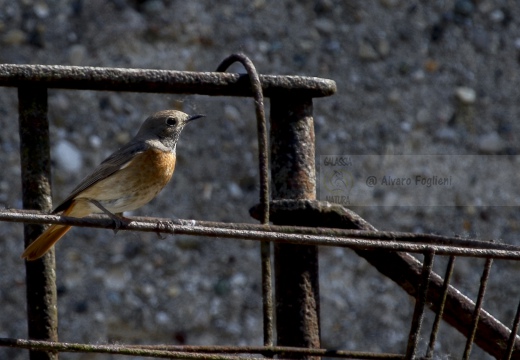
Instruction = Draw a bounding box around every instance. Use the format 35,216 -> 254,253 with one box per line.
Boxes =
269,95 -> 320,358
18,85 -> 58,360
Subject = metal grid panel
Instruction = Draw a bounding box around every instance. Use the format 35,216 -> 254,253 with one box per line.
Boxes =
0,54 -> 519,360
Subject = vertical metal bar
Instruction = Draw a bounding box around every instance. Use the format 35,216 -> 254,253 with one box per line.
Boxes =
245,56 -> 273,347
463,258 -> 493,360
425,256 -> 456,359
270,95 -> 320,359
259,185 -> 274,352
18,85 -> 58,360
216,54 -> 273,346
260,242 -> 273,346
405,251 -> 434,360
503,298 -> 520,360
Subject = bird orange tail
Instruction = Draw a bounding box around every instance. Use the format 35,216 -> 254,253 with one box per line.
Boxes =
21,224 -> 72,261
21,201 -> 82,261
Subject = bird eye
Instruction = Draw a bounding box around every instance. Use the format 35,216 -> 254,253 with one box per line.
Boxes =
165,117 -> 177,126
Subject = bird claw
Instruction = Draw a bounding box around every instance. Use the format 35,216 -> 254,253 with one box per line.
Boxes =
112,215 -> 131,234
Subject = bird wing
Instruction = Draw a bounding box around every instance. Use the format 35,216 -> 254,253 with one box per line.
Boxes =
52,141 -> 149,214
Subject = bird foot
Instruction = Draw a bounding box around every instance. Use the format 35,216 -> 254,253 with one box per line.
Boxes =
89,199 -> 131,234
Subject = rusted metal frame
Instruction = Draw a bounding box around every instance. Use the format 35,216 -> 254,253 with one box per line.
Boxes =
462,258 -> 494,360
18,85 -> 58,360
3,210 -> 520,260
4,59 -> 337,358
405,251 -> 435,359
257,200 -> 520,359
364,252 -> 517,360
6,53 -> 516,358
425,256 -> 456,359
216,53 -> 273,347
505,299 -> 520,360
358,250 -> 517,359
0,64 -> 336,98
270,96 -> 320,358
0,338 -> 407,359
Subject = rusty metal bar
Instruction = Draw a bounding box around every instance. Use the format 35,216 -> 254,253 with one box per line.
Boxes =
259,241 -> 274,346
18,86 -> 58,360
249,201 -> 520,253
0,64 -> 336,98
0,338 -> 406,359
3,210 -> 520,260
5,208 -> 520,253
216,53 -> 270,225
425,256 -> 456,359
270,96 -> 320,358
129,344 -> 405,359
216,53 -> 274,347
0,338 -> 262,360
505,299 -> 520,360
462,258 -> 493,360
405,251 -> 435,359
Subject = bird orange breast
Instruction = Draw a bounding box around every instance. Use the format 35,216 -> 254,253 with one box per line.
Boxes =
131,148 -> 177,189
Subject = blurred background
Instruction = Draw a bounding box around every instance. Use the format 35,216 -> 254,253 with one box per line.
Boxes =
1,1 -> 519,359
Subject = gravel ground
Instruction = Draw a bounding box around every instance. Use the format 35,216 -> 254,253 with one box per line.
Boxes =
1,1 -> 520,359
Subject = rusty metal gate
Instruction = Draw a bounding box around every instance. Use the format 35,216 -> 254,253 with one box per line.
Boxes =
0,54 -> 519,359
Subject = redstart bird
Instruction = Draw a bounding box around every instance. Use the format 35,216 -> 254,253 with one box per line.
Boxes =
22,110 -> 203,261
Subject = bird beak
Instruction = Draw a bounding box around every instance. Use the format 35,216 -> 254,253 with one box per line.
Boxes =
187,114 -> 205,122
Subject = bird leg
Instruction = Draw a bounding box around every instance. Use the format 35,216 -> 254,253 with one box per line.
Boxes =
89,199 -> 131,234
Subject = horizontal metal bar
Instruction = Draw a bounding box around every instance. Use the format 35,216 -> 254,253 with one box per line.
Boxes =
0,337 -> 260,360
4,210 -> 520,259
5,210 -> 520,252
0,338 -> 404,359
130,344 -> 404,359
249,203 -> 520,252
0,64 -> 336,98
